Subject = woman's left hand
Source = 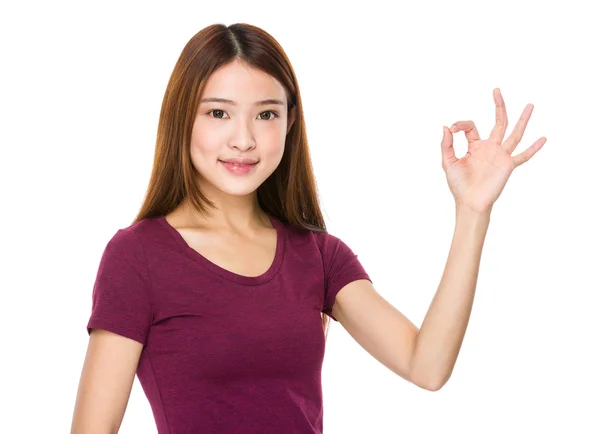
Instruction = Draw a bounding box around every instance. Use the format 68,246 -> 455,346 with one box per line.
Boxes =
441,88 -> 547,214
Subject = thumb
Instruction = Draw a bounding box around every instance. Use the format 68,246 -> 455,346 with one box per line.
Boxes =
441,126 -> 457,170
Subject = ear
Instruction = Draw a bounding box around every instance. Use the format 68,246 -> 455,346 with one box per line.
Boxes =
286,105 -> 296,135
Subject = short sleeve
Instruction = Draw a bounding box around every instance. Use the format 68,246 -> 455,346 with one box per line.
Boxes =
86,229 -> 153,345
317,232 -> 371,322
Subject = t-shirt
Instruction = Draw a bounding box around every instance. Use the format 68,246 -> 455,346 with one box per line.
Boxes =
86,213 -> 371,434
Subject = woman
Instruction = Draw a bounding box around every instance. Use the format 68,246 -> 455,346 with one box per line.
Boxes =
71,22 -> 546,434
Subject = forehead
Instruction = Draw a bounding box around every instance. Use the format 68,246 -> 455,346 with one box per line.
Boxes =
201,60 -> 286,102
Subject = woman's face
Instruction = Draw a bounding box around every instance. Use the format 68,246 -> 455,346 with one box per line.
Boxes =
190,60 -> 295,198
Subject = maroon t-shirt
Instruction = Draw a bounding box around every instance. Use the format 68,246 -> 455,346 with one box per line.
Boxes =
86,214 -> 371,433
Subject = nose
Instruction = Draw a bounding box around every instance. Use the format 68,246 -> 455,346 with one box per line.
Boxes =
229,117 -> 256,152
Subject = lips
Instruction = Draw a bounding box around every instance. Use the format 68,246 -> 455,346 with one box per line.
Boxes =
219,157 -> 259,165
220,162 -> 256,166
220,160 -> 257,175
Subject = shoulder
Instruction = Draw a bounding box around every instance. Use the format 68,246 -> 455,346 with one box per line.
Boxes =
117,216 -> 159,238
274,216 -> 349,261
310,228 -> 344,256
280,220 -> 339,249
102,217 -> 159,260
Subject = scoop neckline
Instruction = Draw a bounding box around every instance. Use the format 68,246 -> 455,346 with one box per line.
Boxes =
155,213 -> 285,286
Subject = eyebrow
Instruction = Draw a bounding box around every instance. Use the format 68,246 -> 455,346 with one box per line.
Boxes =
200,97 -> 286,107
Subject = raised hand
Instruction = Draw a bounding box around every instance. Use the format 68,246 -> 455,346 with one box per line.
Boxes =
441,88 -> 546,214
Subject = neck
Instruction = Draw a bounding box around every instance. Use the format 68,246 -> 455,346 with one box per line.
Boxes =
179,194 -> 270,233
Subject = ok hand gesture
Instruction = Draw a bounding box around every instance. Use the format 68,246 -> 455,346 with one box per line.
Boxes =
441,88 -> 547,214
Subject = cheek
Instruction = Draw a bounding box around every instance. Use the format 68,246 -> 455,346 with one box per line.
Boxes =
260,141 -> 285,167
263,128 -> 287,154
190,129 -> 219,158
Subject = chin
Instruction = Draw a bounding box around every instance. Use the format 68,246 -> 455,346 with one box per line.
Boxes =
221,186 -> 259,196
212,179 -> 264,196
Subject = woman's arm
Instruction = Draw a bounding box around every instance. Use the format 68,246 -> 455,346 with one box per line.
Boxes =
410,205 -> 490,389
71,329 -> 143,434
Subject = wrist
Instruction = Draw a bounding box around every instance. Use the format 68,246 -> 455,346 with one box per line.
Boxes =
455,203 -> 492,225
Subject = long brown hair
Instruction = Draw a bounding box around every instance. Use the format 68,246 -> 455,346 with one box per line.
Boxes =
132,23 -> 332,338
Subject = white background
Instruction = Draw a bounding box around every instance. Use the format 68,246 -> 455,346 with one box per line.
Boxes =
1,0 -> 599,433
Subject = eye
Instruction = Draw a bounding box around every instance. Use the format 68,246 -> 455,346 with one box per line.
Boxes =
258,110 -> 279,120
208,109 -> 228,119
207,109 -> 280,120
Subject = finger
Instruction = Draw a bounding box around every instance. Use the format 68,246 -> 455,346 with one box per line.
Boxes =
489,88 -> 508,144
450,120 -> 481,144
441,126 -> 458,170
503,103 -> 534,154
512,136 -> 547,167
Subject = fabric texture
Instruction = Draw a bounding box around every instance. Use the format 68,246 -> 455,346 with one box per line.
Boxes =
86,214 -> 371,433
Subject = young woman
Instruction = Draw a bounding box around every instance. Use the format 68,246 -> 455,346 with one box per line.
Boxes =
71,23 -> 546,434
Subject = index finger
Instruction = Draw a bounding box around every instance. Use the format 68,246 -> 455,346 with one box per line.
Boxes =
489,88 -> 508,143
